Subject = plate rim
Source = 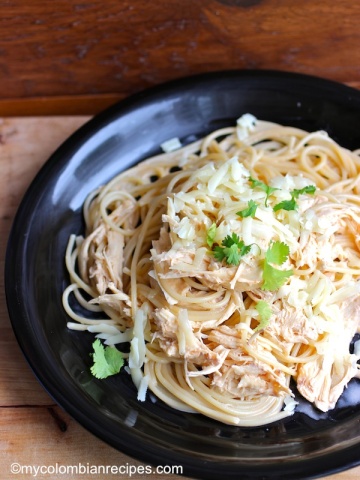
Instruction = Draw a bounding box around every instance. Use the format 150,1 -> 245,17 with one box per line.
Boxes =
5,69 -> 360,479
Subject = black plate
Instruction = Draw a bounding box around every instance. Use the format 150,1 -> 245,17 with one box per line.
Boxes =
5,70 -> 360,480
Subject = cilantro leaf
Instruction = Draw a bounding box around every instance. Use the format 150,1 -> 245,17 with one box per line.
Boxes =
213,233 -> 251,266
265,241 -> 290,265
254,300 -> 272,332
273,198 -> 297,212
237,199 -> 258,218
249,176 -> 266,189
238,242 -> 252,257
273,185 -> 316,212
224,243 -> 242,265
249,176 -> 278,206
206,222 -> 217,247
262,262 -> 293,291
292,185 -> 316,198
262,241 -> 293,291
213,245 -> 227,262
222,232 -> 241,248
90,339 -> 124,379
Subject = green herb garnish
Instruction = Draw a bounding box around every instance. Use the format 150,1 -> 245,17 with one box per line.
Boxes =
249,176 -> 278,206
261,241 -> 293,291
90,339 -> 124,379
237,199 -> 258,218
254,300 -> 272,332
206,222 -> 217,248
213,233 -> 252,266
293,185 -> 316,198
273,185 -> 316,212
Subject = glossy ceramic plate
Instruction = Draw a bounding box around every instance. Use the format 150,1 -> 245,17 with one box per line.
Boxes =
6,70 -> 360,479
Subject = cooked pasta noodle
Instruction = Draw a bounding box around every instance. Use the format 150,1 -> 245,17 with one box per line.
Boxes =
63,114 -> 360,426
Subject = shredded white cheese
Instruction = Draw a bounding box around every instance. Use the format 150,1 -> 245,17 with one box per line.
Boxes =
236,113 -> 257,140
160,137 -> 182,153
283,395 -> 299,413
129,304 -> 149,397
137,375 -> 149,402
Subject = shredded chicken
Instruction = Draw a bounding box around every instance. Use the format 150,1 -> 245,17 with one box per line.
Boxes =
79,202 -> 135,293
297,295 -> 360,411
67,117 -> 360,424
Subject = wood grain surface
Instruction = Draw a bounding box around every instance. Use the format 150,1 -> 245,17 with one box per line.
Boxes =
1,0 -> 360,106
0,116 -> 360,480
0,116 -> 192,480
1,0 -> 360,477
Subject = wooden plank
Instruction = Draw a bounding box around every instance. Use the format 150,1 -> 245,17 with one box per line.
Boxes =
0,407 -> 187,480
0,117 -> 188,480
0,333 -> 55,407
0,117 -> 90,406
0,1 -> 360,100
0,94 -> 123,117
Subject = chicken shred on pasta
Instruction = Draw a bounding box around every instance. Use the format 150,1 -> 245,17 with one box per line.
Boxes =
63,114 -> 360,426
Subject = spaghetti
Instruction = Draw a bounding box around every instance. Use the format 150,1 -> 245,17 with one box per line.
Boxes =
63,114 -> 360,426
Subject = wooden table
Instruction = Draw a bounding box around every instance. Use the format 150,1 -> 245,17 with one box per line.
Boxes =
0,113 -> 359,480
